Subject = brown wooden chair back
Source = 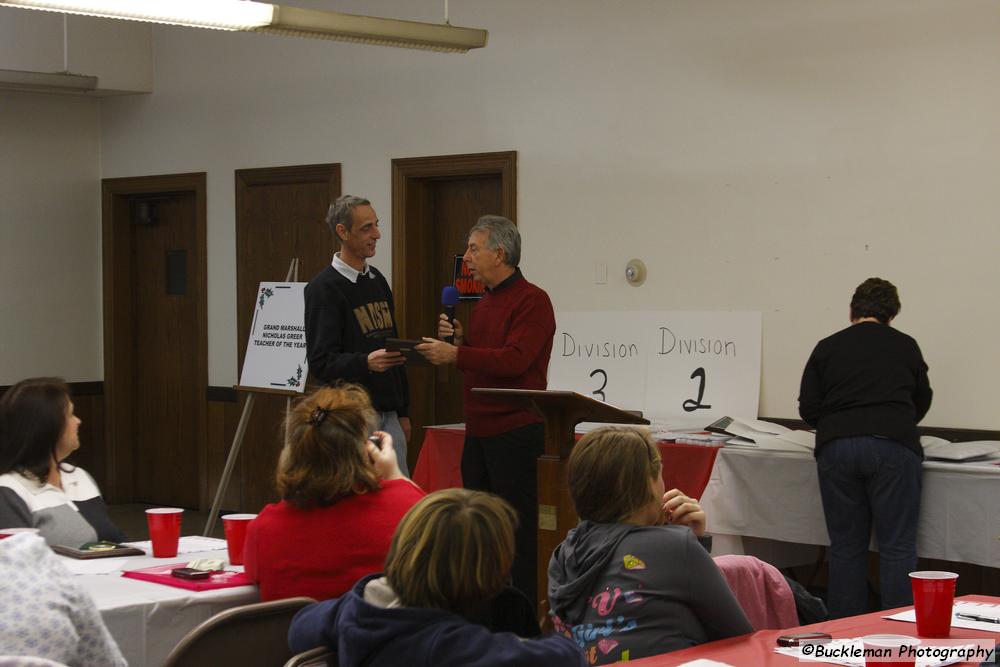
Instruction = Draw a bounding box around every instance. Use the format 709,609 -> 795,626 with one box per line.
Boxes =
162,596 -> 316,667
283,646 -> 336,667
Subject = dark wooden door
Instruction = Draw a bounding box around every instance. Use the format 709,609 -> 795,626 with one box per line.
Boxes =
102,173 -> 208,508
391,152 -> 517,462
425,177 -> 502,427
131,194 -> 201,506
235,164 -> 340,512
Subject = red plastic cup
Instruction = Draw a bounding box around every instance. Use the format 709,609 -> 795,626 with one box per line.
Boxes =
909,571 -> 958,638
145,508 -> 183,557
221,513 -> 256,566
862,634 -> 919,667
0,527 -> 40,540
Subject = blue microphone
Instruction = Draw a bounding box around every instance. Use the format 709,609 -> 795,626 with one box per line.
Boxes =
441,286 -> 461,344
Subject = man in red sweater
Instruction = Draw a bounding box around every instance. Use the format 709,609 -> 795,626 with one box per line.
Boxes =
417,215 -> 555,605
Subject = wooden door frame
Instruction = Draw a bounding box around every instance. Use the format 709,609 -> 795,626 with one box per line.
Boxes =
101,173 -> 208,506
390,151 -> 516,336
234,163 -> 342,372
232,163 -> 340,510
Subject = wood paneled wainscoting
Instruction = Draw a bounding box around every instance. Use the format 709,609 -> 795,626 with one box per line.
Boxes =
204,386 -> 285,514
46,382 -> 107,490
205,385 -> 292,514
205,386 -> 244,513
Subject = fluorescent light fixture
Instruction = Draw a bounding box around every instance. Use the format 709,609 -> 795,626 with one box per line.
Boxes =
0,0 -> 274,30
0,68 -> 98,94
261,6 -> 488,53
0,0 -> 488,52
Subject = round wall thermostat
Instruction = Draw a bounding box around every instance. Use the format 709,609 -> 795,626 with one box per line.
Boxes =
625,259 -> 646,286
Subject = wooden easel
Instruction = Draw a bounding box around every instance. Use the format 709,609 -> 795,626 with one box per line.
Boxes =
203,258 -> 302,536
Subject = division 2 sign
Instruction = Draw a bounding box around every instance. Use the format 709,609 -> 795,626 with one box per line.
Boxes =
548,311 -> 761,419
453,255 -> 486,300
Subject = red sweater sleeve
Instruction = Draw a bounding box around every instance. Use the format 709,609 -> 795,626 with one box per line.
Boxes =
456,289 -> 554,378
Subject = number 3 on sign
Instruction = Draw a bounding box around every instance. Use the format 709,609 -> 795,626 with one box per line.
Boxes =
683,367 -> 712,412
590,369 -> 607,402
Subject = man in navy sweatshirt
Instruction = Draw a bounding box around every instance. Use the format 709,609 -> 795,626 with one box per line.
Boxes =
304,195 -> 411,475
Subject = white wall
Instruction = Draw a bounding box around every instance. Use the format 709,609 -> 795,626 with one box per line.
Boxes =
0,92 -> 103,382
0,10 -> 147,386
8,0 -> 999,427
0,8 -> 152,93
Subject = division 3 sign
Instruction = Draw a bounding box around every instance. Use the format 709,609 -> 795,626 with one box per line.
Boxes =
548,311 -> 761,419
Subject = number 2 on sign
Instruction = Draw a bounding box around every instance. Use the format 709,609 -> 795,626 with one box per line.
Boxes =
590,369 -> 607,402
683,367 -> 712,412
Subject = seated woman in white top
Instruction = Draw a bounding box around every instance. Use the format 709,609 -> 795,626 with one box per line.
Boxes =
0,532 -> 126,666
0,378 -> 124,546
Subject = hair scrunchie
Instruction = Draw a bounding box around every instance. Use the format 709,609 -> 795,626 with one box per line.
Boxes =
308,407 -> 330,427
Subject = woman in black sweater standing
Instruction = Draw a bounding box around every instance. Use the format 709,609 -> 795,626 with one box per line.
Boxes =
799,278 -> 932,619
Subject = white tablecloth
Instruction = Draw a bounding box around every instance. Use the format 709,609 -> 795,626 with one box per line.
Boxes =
700,447 -> 1000,568
64,537 -> 259,667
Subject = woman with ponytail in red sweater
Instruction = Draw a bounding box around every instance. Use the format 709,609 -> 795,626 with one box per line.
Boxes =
243,384 -> 424,601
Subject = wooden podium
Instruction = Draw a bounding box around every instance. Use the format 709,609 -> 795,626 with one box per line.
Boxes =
471,388 -> 649,611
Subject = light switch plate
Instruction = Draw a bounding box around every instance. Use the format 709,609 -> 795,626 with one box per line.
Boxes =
594,262 -> 607,284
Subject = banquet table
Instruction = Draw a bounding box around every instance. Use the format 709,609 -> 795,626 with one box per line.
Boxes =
628,594 -> 1000,666
700,447 -> 1000,568
412,425 -> 723,499
63,536 -> 259,667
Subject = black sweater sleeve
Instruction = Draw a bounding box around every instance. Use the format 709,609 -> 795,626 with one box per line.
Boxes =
911,343 -> 932,423
379,274 -> 409,419
304,280 -> 369,386
797,349 -> 823,428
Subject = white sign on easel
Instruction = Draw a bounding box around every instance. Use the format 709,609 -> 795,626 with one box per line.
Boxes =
548,311 -> 761,419
238,282 -> 309,393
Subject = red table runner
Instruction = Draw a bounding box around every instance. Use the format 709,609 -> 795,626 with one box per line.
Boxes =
413,426 -> 721,499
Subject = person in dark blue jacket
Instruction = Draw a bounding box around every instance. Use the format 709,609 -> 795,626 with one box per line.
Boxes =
288,488 -> 584,667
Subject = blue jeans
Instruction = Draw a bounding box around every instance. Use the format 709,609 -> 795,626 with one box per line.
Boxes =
378,411 -> 408,478
817,436 -> 922,618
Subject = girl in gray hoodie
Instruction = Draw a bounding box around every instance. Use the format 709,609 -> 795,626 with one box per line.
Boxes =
548,426 -> 752,664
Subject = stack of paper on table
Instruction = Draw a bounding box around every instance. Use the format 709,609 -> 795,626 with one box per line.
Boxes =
122,535 -> 227,555
576,418 -> 715,441
58,557 -> 140,576
580,420 -> 733,446
885,600 -> 1000,632
921,436 -> 1000,462
670,433 -> 731,445
706,416 -> 815,452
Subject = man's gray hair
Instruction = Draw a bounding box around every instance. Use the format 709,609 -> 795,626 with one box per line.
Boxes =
469,215 -> 521,267
326,195 -> 371,234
